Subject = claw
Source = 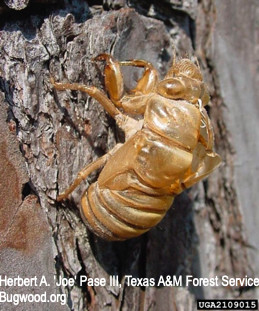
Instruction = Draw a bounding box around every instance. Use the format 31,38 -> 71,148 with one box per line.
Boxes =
92,53 -> 112,62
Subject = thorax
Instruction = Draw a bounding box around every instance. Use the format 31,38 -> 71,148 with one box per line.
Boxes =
144,94 -> 201,151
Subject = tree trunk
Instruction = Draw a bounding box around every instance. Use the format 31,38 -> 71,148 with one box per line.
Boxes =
0,1 -> 258,310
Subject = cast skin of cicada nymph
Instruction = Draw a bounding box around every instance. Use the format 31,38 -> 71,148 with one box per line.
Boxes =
51,53 -> 221,241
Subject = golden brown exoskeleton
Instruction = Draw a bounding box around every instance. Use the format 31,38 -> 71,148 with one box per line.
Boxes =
51,53 -> 221,241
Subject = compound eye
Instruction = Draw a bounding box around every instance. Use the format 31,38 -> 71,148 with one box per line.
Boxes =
157,79 -> 185,99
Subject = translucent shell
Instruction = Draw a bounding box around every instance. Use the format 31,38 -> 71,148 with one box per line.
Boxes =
52,54 -> 221,241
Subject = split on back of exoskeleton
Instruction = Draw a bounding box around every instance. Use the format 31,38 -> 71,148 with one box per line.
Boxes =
51,52 -> 221,240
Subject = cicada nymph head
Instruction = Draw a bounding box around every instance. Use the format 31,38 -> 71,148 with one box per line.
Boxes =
157,57 -> 210,106
166,57 -> 203,81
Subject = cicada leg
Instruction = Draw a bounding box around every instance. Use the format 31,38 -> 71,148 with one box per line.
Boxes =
57,143 -> 122,201
181,110 -> 221,189
57,154 -> 108,201
118,59 -> 159,115
94,54 -> 159,98
93,54 -> 159,115
119,59 -> 158,95
93,53 -> 124,107
50,77 -> 121,119
181,150 -> 221,189
51,76 -> 143,139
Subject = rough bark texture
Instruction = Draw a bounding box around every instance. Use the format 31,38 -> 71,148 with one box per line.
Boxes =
0,1 -> 258,310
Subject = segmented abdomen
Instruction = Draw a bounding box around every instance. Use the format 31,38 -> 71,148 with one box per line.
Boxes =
81,182 -> 174,241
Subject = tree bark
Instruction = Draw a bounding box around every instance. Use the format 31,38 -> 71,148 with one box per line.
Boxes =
0,1 -> 258,310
